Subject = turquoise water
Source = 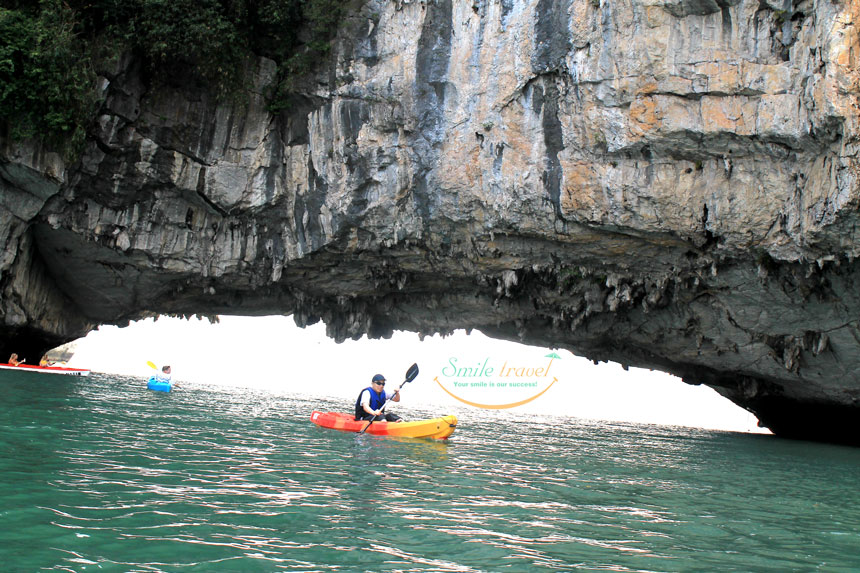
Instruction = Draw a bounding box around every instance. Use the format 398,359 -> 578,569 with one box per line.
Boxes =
2,372 -> 860,571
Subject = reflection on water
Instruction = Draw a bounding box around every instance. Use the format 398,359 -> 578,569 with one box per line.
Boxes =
0,372 -> 859,571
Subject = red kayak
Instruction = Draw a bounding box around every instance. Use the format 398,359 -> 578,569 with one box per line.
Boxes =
0,362 -> 91,376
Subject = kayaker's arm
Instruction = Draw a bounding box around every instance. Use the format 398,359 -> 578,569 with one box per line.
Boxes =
389,386 -> 402,402
364,404 -> 381,416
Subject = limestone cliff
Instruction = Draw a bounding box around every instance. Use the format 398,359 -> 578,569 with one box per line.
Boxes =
1,0 -> 859,443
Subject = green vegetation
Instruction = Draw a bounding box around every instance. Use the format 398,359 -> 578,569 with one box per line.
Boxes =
0,1 -> 96,153
0,0 -> 351,154
772,9 -> 788,26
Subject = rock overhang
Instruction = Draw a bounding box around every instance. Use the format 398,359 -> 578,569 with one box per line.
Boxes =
1,0 -> 860,444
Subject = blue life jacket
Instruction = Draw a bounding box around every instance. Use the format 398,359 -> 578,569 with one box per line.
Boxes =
355,386 -> 386,418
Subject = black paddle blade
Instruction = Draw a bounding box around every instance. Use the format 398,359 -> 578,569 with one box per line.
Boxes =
404,363 -> 419,383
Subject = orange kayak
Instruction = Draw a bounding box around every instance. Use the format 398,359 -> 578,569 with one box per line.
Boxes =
310,411 -> 457,440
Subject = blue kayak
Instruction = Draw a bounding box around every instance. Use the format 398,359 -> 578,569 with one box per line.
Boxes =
147,376 -> 173,392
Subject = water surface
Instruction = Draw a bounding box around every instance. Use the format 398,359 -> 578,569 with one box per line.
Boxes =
2,372 -> 858,571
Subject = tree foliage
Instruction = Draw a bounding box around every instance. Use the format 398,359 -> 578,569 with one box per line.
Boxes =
0,0 -> 350,153
0,1 -> 97,152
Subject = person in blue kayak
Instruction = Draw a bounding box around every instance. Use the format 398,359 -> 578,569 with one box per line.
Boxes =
354,373 -> 402,422
154,365 -> 172,384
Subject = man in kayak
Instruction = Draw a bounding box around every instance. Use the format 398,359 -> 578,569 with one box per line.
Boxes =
355,374 -> 402,422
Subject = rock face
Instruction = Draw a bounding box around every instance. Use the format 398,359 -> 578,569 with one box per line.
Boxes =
1,0 -> 859,443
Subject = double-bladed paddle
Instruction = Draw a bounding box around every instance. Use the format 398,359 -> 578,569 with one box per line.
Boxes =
359,363 -> 419,434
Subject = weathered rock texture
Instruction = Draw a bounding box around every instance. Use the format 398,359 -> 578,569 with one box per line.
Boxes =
2,0 -> 859,443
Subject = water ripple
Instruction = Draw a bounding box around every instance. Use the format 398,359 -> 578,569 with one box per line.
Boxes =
1,374 -> 859,571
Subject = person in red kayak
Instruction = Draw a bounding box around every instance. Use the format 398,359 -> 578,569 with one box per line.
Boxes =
8,353 -> 24,366
354,374 -> 402,422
